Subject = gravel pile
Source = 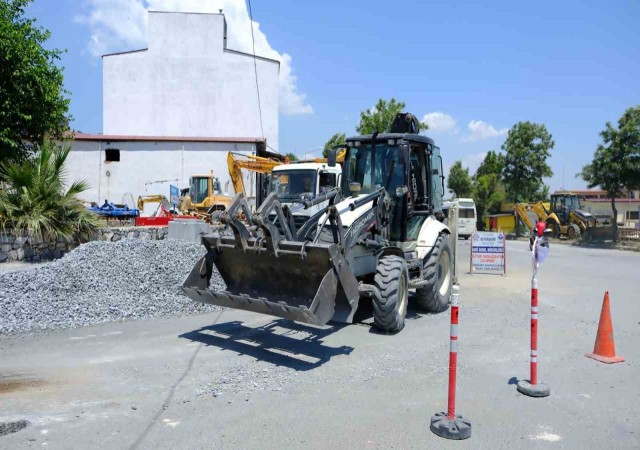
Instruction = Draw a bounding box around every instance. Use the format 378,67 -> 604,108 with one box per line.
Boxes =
0,239 -> 224,335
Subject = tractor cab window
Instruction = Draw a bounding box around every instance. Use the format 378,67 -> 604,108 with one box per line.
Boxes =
566,195 -> 581,211
190,177 -> 209,204
319,171 -> 337,193
268,170 -> 317,201
213,179 -> 222,195
344,144 -> 406,197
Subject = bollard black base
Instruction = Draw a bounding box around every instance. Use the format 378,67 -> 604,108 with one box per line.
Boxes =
430,412 -> 472,440
516,380 -> 550,397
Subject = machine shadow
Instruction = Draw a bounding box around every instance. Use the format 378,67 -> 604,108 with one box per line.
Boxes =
179,318 -> 353,371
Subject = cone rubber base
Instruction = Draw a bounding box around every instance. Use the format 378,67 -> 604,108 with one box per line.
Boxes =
430,412 -> 472,440
585,352 -> 625,364
517,380 -> 550,397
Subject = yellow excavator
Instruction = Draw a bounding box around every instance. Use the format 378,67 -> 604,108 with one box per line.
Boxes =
179,171 -> 234,221
227,152 -> 284,204
511,191 -> 597,240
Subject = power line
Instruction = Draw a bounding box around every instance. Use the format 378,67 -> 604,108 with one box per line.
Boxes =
247,0 -> 265,141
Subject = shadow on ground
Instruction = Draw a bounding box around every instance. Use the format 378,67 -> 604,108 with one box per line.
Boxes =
179,318 -> 353,371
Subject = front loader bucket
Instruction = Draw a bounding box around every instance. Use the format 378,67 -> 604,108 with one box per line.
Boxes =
182,235 -> 359,325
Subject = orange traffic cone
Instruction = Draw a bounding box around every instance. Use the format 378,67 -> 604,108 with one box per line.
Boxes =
585,292 -> 625,364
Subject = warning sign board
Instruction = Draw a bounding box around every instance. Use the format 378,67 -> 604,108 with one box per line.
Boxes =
470,231 -> 506,275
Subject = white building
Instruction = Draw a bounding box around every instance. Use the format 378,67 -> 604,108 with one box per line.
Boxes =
66,11 -> 280,207
69,133 -> 265,212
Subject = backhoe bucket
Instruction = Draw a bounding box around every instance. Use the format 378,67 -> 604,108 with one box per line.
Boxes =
182,235 -> 359,325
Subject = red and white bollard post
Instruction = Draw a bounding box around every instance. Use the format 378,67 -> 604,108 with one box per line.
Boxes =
516,236 -> 550,397
430,284 -> 472,440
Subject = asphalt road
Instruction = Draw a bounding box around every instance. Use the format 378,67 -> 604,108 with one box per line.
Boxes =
1,240 -> 639,449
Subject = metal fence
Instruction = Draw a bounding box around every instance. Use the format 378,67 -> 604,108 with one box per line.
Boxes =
619,228 -> 640,241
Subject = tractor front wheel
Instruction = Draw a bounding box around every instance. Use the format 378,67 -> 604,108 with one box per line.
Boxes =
372,256 -> 409,333
413,234 -> 453,313
546,220 -> 560,238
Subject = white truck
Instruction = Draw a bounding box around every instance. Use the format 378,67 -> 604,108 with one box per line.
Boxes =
267,162 -> 342,227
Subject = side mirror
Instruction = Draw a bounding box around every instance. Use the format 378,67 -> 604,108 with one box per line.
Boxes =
327,149 -> 337,167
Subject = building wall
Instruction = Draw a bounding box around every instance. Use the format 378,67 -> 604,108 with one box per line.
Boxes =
66,140 -> 258,214
583,199 -> 640,228
103,12 -> 279,149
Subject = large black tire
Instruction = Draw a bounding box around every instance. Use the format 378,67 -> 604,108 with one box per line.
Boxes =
413,234 -> 453,313
372,256 -> 409,333
567,223 -> 580,240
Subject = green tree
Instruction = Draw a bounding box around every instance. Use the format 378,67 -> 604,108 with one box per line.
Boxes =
447,160 -> 473,198
474,174 -> 507,230
356,98 -> 428,135
501,122 -> 554,202
285,152 -> 298,161
0,0 -> 71,165
322,132 -> 346,158
580,106 -> 640,238
0,141 -> 98,240
475,150 -> 505,180
472,151 -> 507,229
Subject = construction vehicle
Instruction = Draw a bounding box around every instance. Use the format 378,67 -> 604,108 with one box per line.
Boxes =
179,171 -> 233,221
511,191 -> 597,240
300,147 -> 347,164
227,152 -> 284,208
267,161 -> 343,228
182,113 -> 453,333
134,195 -> 198,226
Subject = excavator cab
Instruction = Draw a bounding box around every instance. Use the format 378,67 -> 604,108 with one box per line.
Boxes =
189,175 -> 211,204
551,193 -> 580,224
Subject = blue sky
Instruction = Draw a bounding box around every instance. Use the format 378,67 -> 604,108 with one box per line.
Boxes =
27,0 -> 640,191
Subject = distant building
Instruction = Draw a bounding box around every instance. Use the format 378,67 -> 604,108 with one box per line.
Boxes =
574,189 -> 640,227
66,11 -> 279,205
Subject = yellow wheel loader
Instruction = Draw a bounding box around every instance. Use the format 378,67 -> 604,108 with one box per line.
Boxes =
182,113 -> 454,333
179,172 -> 233,221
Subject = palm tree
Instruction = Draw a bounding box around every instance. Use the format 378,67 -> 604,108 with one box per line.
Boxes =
0,141 -> 99,240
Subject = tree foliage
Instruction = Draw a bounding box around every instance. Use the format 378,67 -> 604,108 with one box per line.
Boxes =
474,173 -> 507,229
322,132 -> 346,158
356,98 -> 428,135
0,141 -> 98,240
580,106 -> 640,236
471,151 -> 507,229
447,161 -> 473,198
285,152 -> 298,161
501,122 -> 554,202
0,0 -> 71,165
475,150 -> 505,180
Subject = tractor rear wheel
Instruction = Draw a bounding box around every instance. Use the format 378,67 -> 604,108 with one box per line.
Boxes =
372,256 -> 409,333
567,223 -> 581,240
414,234 -> 453,313
546,220 -> 560,238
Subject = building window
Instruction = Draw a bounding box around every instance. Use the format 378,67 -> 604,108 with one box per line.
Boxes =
626,211 -> 639,220
105,149 -> 120,162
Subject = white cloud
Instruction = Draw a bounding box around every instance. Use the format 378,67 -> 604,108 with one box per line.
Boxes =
422,112 -> 457,133
75,0 -> 312,115
464,120 -> 507,142
462,152 -> 487,172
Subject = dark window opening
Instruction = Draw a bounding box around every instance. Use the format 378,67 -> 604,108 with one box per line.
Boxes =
105,149 -> 120,162
319,172 -> 337,193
